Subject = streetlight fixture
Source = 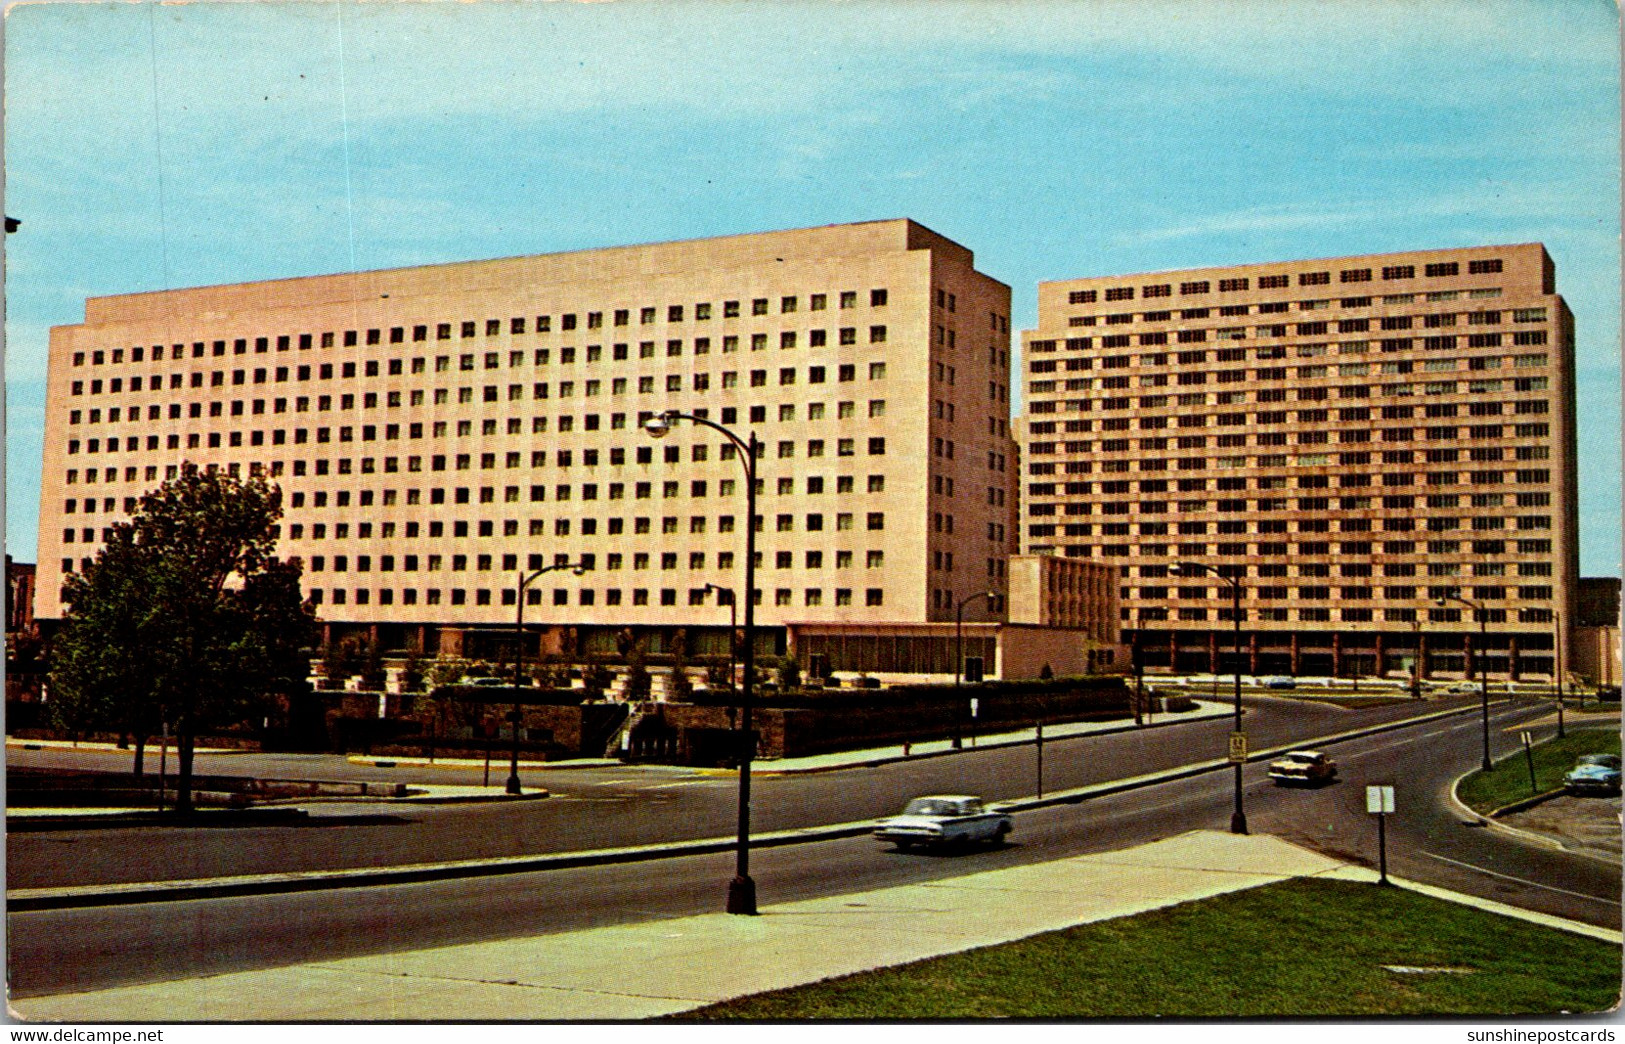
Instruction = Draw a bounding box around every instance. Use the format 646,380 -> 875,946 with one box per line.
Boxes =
955,590 -> 998,687
1437,593 -> 1492,772
1409,616 -> 1425,701
701,582 -> 738,692
953,590 -> 998,750
1171,561 -> 1247,835
646,409 -> 760,916
1553,608 -> 1565,738
508,559 -> 590,795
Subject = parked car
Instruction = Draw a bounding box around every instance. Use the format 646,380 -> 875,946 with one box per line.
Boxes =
874,795 -> 1012,851
1262,676 -> 1296,690
465,677 -> 511,688
1564,754 -> 1622,796
1268,750 -> 1337,786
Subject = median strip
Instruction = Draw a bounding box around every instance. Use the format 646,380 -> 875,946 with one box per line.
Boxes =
9,700 -> 1500,911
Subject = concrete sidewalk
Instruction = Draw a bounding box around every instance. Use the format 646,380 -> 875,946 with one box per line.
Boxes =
15,829 -> 1615,1022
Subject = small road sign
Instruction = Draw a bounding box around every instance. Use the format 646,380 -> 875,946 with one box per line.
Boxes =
1367,785 -> 1396,884
1228,732 -> 1248,763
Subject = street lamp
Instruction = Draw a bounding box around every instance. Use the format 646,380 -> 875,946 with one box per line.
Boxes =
508,560 -> 589,795
1172,561 -> 1246,835
646,409 -> 760,916
701,582 -> 738,692
1437,593 -> 1492,772
955,590 -> 997,687
1409,616 -> 1425,701
1553,608 -> 1565,738
954,590 -> 997,750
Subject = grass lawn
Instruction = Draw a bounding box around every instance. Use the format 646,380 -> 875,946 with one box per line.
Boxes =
677,879 -> 1620,1019
1457,727 -> 1621,814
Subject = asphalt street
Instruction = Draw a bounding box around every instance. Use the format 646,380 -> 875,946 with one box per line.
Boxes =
9,695 -> 1616,999
9,694 -> 1478,887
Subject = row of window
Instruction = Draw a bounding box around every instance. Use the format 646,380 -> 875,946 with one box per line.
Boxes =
1033,333 -> 1547,363
1057,296 -> 1535,329
1125,605 -> 1552,624
1128,583 -> 1553,600
1124,560 -> 1553,578
1029,410 -> 1549,436
1070,259 -> 1506,303
1030,425 -> 1551,455
52,571 -> 888,611
69,290 -> 896,367
1028,388 -> 1552,416
1028,523 -> 1551,542
1036,536 -> 1553,558
68,354 -> 893,397
65,435 -> 894,469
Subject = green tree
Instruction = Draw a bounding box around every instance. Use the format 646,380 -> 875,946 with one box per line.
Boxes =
49,468 -> 316,814
50,530 -> 162,768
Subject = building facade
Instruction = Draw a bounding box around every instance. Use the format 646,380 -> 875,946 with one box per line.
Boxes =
1020,244 -> 1578,680
37,220 -> 1018,658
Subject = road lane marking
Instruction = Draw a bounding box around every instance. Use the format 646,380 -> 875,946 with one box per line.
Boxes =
1419,850 -> 1618,905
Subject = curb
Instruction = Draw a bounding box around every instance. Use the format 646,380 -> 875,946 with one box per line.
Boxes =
1449,769 -> 1622,864
9,700 -> 1496,912
1323,865 -> 1623,944
345,756 -> 622,771
749,704 -> 1232,776
1487,788 -> 1568,819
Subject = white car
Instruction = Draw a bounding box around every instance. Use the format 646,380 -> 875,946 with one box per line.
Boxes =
874,795 -> 1012,851
1267,750 -> 1337,786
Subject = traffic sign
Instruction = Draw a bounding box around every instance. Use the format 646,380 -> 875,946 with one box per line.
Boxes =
1366,785 -> 1395,815
1228,732 -> 1247,762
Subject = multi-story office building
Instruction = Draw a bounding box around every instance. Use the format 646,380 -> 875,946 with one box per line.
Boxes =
37,220 -> 1020,662
1021,245 -> 1577,680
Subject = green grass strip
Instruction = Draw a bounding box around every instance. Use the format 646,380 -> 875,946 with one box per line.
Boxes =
678,879 -> 1620,1019
1457,727 -> 1621,815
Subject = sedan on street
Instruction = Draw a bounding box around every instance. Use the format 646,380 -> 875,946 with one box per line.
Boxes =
874,795 -> 1012,851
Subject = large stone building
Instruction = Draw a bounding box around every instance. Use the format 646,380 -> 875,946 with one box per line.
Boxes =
37,220 -> 1024,667
1020,244 -> 1578,681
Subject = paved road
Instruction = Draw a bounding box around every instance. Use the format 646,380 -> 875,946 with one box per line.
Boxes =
7,695 -> 1474,888
10,697 -> 1616,999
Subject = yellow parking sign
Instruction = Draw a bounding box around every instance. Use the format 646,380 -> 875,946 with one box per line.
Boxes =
1228,732 -> 1248,763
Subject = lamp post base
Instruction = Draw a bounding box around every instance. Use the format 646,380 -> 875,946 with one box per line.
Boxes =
505,774 -> 522,795
726,875 -> 758,915
1230,812 -> 1248,835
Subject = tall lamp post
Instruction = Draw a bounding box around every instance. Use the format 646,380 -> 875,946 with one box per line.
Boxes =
1437,593 -> 1492,772
701,582 -> 738,692
509,560 -> 589,795
1409,616 -> 1425,701
646,409 -> 760,916
1172,561 -> 1246,835
955,590 -> 997,686
1553,608 -> 1565,738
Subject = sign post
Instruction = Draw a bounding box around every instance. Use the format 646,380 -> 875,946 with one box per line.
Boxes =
969,697 -> 979,748
1228,732 -> 1248,764
1366,784 -> 1395,885
1521,730 -> 1537,795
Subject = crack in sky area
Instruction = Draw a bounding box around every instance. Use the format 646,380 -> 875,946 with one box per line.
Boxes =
3,0 -> 1619,570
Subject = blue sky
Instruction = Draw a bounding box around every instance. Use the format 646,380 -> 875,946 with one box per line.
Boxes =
5,0 -> 1619,573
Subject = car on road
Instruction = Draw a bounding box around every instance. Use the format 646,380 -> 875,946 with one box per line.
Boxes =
1267,750 -> 1337,786
1564,754 -> 1622,796
1262,676 -> 1296,690
874,795 -> 1012,851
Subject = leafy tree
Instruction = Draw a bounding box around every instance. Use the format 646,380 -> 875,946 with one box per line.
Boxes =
50,530 -> 161,767
48,468 -> 316,813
